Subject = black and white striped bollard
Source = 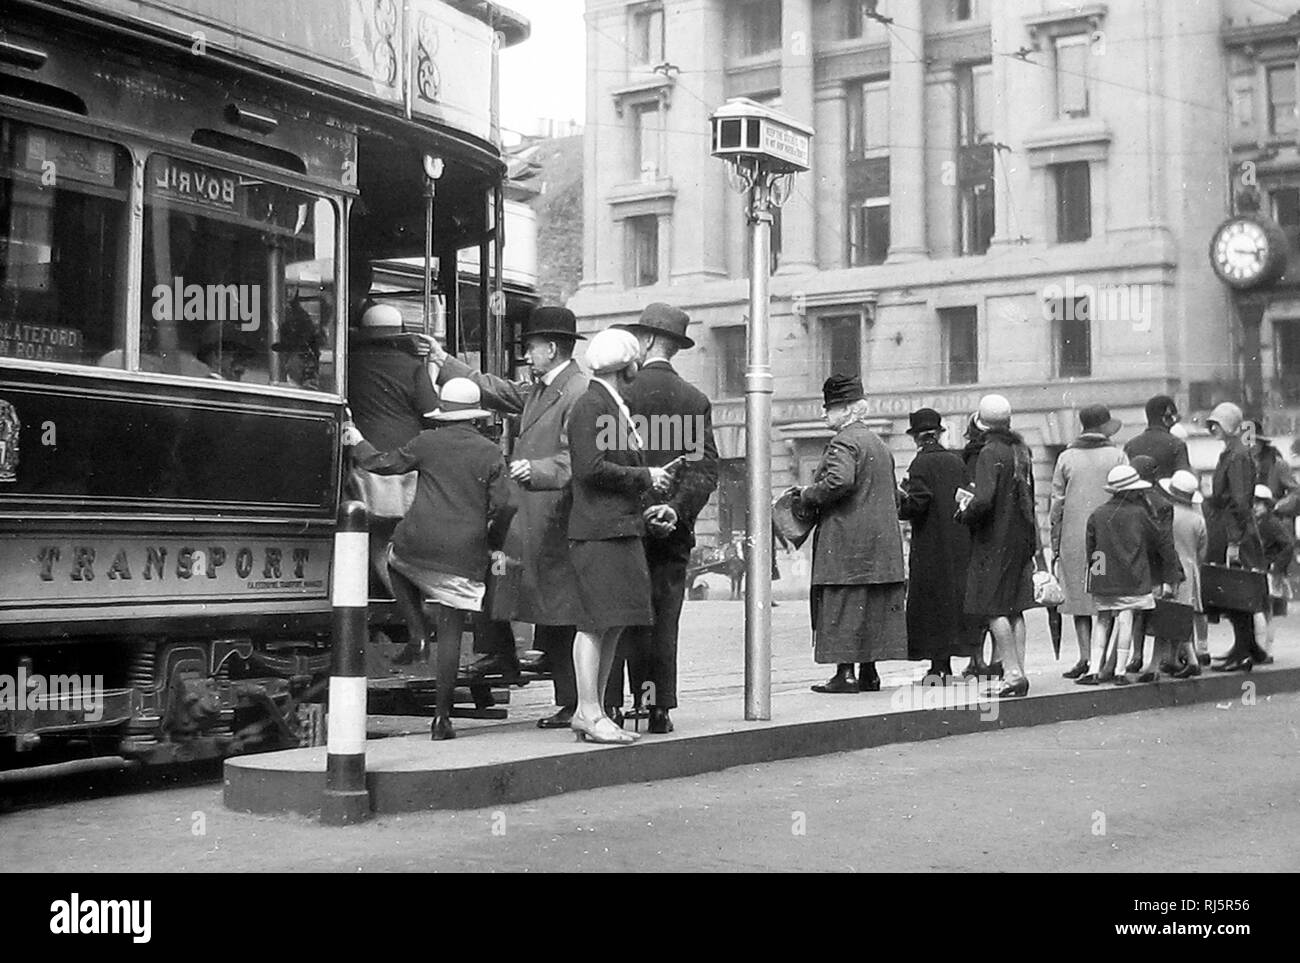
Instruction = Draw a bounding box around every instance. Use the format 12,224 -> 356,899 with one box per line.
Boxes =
321,500 -> 371,825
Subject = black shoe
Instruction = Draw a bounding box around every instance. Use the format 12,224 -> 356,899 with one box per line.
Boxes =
648,707 -> 674,734
1125,659 -> 1143,675
1254,654 -> 1275,665
997,678 -> 1029,698
1062,660 -> 1089,680
859,676 -> 882,692
431,716 -> 456,740
1197,653 -> 1211,667
1112,674 -> 1132,686
464,654 -> 521,683
1137,671 -> 1158,684
1159,660 -> 1179,675
1075,673 -> 1101,686
1216,657 -> 1254,673
812,674 -> 859,694
1173,663 -> 1202,679
537,706 -> 575,729
519,653 -> 553,674
392,641 -> 427,665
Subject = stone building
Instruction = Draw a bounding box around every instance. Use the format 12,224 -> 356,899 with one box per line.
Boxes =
570,0 -> 1288,546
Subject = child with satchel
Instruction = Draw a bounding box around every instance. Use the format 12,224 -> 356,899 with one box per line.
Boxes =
1079,466 -> 1182,685
1150,471 -> 1209,678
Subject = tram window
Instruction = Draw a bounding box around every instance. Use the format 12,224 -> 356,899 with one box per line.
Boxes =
140,155 -> 338,391
0,121 -> 130,366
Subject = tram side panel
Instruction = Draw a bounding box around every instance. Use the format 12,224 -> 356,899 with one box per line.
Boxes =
0,368 -> 344,764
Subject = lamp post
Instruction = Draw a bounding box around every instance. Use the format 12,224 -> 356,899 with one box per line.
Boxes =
711,99 -> 814,721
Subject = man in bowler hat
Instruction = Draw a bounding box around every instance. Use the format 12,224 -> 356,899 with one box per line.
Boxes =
426,305 -> 593,728
610,303 -> 718,733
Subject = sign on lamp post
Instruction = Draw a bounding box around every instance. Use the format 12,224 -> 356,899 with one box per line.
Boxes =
710,98 -> 814,721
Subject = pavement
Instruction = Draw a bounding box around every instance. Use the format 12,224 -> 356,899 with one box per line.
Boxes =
6,693 -> 1298,872
224,598 -> 1300,815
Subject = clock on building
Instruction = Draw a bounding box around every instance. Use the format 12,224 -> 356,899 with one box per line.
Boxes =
1208,215 -> 1289,290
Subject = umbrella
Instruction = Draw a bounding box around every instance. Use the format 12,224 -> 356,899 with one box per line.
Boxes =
1047,604 -> 1062,659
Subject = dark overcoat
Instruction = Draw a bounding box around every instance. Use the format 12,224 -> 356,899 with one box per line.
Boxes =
962,426 -> 1037,616
440,356 -> 588,625
800,420 -> 905,586
622,360 -> 719,564
899,440 -> 973,658
1204,435 -> 1264,569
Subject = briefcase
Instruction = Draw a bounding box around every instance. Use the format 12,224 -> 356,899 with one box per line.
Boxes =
1147,600 -> 1194,641
1200,564 -> 1268,614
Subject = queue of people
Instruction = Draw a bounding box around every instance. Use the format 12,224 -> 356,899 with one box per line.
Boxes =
342,297 -> 1293,735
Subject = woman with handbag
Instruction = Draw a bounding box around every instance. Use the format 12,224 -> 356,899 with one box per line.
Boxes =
1204,403 -> 1268,673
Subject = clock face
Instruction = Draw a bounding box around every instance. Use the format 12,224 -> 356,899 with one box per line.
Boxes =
1210,217 -> 1285,289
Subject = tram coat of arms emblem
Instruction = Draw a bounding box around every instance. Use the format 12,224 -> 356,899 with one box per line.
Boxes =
0,399 -> 19,483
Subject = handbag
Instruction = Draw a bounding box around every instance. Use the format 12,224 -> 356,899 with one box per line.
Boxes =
349,466 -> 417,519
1148,599 -> 1194,640
772,488 -> 817,549
1032,564 -> 1065,607
1200,563 -> 1268,613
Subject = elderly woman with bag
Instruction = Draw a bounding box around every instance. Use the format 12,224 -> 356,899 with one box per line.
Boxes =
792,375 -> 906,694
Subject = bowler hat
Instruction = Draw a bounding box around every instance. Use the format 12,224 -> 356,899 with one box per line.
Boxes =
1079,403 -> 1121,437
907,408 -> 944,436
614,302 -> 694,348
822,374 -> 865,408
518,305 -> 585,343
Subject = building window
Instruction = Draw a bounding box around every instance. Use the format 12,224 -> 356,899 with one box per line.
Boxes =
1054,161 -> 1091,243
953,0 -> 974,20
957,63 -> 995,256
1050,296 -> 1091,378
1273,187 -> 1300,280
846,79 -> 890,266
1277,319 -> 1300,404
624,216 -> 659,287
716,326 -> 747,397
630,102 -> 661,182
737,0 -> 782,57
631,3 -> 665,66
940,306 -> 979,385
1267,63 -> 1298,138
822,314 -> 861,380
1054,33 -> 1090,118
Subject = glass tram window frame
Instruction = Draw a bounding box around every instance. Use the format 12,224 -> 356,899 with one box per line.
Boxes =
0,104 -> 348,400
0,118 -> 133,369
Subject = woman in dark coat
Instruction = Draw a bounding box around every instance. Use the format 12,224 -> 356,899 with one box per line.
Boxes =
898,408 -> 975,680
960,395 -> 1037,697
566,328 -> 673,743
958,413 -> 994,678
343,378 -> 513,740
793,375 -> 907,693
1204,403 -> 1268,672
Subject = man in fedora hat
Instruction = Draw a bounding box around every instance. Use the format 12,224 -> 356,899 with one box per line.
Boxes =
607,303 -> 718,733
426,305 -> 594,726
1124,394 -> 1191,479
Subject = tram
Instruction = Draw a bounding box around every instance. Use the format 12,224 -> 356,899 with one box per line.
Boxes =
0,0 -> 528,780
